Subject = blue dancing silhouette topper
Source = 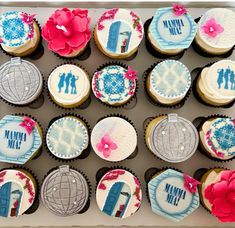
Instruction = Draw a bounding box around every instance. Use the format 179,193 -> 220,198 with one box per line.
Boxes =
58,71 -> 79,95
217,66 -> 235,91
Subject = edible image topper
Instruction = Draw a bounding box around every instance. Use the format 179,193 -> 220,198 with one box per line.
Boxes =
149,7 -> 198,49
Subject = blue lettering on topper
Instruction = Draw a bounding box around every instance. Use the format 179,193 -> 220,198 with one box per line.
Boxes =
164,183 -> 186,206
58,71 -> 78,95
4,130 -> 27,150
162,19 -> 184,36
217,67 -> 235,91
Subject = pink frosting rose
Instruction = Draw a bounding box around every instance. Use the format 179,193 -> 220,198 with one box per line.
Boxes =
42,8 -> 91,57
204,170 -> 235,222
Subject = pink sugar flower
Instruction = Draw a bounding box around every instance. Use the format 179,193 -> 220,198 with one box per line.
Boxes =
125,66 -> 137,81
183,173 -> 200,193
173,3 -> 187,16
96,134 -> 117,158
201,18 -> 224,38
19,116 -> 36,135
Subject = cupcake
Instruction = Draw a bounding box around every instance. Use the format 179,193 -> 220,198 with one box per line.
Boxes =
41,165 -> 90,216
94,8 -> 144,59
96,168 -> 142,218
146,4 -> 197,57
42,8 -> 91,58
0,168 -> 38,217
0,11 -> 41,57
0,115 -> 43,164
147,168 -> 200,222
194,8 -> 235,56
198,116 -> 235,161
91,116 -> 137,162
197,168 -> 235,222
46,115 -> 89,160
0,58 -> 43,106
145,114 -> 199,163
48,64 -> 90,108
195,60 -> 235,107
146,60 -> 191,106
92,63 -> 137,107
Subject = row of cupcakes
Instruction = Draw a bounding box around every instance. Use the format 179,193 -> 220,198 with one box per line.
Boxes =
0,58 -> 234,108
0,6 -> 235,59
0,166 -> 234,223
0,113 -> 234,165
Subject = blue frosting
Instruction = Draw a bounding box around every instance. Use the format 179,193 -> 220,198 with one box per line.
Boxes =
148,169 -> 199,222
0,11 -> 31,47
149,7 -> 198,49
0,115 -> 42,165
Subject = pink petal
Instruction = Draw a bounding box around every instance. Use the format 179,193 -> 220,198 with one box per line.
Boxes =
229,181 -> 235,191
204,184 -> 215,204
110,142 -> 118,150
49,36 -> 66,51
72,9 -> 88,18
212,180 -> 229,197
227,191 -> 235,203
221,171 -> 233,181
72,16 -> 89,33
96,142 -> 104,152
55,44 -> 72,56
67,33 -> 85,48
101,134 -> 111,145
54,9 -> 74,26
103,148 -> 111,158
212,197 -> 232,217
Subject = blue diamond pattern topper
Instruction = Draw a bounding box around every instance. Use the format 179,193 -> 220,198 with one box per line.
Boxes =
148,169 -> 200,222
0,115 -> 42,165
149,7 -> 198,49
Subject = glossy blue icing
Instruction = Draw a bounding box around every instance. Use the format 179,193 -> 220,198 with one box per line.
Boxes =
217,67 -> 235,91
149,7 -> 198,49
0,115 -> 42,165
148,169 -> 199,222
58,71 -> 78,95
0,11 -> 31,47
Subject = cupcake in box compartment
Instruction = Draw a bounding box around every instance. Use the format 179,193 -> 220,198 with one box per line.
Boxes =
196,60 -> 235,107
94,8 -> 144,59
46,115 -> 89,160
41,165 -> 90,216
197,168 -> 235,222
91,116 -> 137,162
198,116 -> 235,161
48,64 -> 90,108
96,168 -> 142,218
145,114 -> 198,163
0,115 -> 42,164
147,168 -> 200,222
0,11 -> 41,57
0,168 -> 38,218
42,8 -> 91,58
0,58 -> 43,106
92,63 -> 137,107
146,60 -> 191,106
194,8 -> 235,56
146,4 -> 197,57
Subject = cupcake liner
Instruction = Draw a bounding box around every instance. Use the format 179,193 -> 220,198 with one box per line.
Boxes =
143,114 -> 167,162
0,19 -> 44,60
92,62 -> 138,109
144,18 -> 186,59
0,166 -> 40,215
0,73 -> 45,108
192,63 -> 235,108
47,62 -> 91,110
42,165 -> 92,214
193,167 -> 228,215
143,63 -> 191,109
52,42 -> 91,61
192,18 -> 235,58
13,113 -> 44,162
194,114 -> 234,163
93,28 -> 138,61
44,113 -> 91,162
145,167 -> 182,203
95,114 -> 138,161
